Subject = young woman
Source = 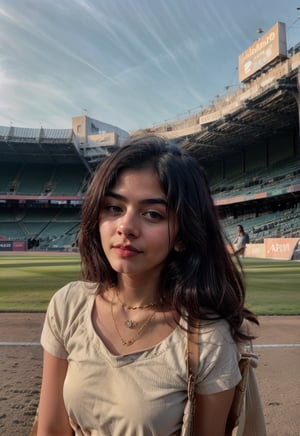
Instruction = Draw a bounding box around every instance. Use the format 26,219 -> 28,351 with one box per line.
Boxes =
37,134 -> 258,436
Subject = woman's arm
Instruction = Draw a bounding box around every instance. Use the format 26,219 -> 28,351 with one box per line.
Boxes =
37,350 -> 73,436
193,387 -> 235,436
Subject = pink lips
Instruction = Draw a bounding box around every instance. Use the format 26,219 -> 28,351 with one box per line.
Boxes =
113,245 -> 141,258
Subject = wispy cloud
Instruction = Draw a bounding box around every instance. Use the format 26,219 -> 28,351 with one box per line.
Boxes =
0,0 -> 298,130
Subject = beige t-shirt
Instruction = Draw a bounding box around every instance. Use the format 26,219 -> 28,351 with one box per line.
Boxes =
41,281 -> 241,436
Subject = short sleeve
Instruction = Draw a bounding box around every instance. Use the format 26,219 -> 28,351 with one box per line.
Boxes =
40,283 -> 73,359
195,320 -> 241,395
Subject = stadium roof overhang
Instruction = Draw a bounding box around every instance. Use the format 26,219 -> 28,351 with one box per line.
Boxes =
0,127 -> 90,168
0,141 -> 84,164
179,76 -> 299,163
137,52 -> 299,164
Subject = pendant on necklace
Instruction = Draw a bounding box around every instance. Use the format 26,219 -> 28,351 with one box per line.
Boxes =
124,320 -> 136,329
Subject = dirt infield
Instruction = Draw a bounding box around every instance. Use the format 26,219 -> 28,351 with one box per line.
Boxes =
0,314 -> 299,436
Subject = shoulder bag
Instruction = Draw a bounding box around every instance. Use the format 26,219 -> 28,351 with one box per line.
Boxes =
182,324 -> 267,436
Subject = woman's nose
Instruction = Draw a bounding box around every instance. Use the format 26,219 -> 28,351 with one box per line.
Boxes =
117,216 -> 139,238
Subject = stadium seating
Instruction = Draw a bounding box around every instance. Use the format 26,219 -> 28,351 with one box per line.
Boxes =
16,165 -> 54,195
0,162 -> 88,197
1,93 -> 299,250
0,163 -> 22,194
223,208 -> 300,244
211,158 -> 300,202
0,207 -> 80,249
51,165 -> 88,195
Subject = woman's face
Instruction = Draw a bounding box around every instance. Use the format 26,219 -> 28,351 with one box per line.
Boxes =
99,168 -> 179,279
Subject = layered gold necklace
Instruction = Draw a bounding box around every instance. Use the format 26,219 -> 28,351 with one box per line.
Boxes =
110,292 -> 157,346
116,291 -> 158,310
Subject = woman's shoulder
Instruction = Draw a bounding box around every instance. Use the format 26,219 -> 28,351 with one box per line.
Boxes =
195,319 -> 241,394
52,280 -> 97,302
43,281 -> 98,340
200,318 -> 235,346
47,280 -> 98,322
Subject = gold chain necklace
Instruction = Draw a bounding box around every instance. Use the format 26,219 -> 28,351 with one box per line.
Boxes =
116,290 -> 158,310
111,293 -> 156,346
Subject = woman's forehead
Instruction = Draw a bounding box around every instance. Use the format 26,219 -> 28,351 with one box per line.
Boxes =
113,168 -> 163,192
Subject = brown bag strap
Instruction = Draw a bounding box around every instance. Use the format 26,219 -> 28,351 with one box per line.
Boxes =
185,322 -> 200,436
187,323 -> 200,399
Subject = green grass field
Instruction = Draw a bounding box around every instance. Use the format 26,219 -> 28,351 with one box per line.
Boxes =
0,253 -> 81,311
242,258 -> 300,315
0,253 -> 299,314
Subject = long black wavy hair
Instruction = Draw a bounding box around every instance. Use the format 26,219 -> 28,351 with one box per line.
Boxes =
78,134 -> 258,340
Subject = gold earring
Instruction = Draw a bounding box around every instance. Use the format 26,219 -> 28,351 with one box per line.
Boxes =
174,241 -> 185,252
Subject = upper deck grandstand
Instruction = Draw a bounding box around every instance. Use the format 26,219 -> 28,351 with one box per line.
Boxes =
0,116 -> 129,250
0,22 -> 299,255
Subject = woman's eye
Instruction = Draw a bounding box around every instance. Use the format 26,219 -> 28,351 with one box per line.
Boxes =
104,205 -> 122,214
144,211 -> 163,221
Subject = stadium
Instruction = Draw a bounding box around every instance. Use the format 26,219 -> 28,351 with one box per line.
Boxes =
0,21 -> 299,436
1,22 -> 299,260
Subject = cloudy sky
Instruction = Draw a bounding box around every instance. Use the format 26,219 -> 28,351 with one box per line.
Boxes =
0,0 -> 299,132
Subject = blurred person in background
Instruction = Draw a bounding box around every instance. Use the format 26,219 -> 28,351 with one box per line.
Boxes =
233,224 -> 249,257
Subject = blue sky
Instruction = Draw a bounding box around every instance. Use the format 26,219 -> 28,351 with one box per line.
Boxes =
0,0 -> 299,132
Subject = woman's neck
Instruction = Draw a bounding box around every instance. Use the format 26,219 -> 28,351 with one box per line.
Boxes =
116,275 -> 161,308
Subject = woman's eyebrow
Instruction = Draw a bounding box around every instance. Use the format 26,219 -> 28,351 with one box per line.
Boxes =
106,191 -> 167,206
